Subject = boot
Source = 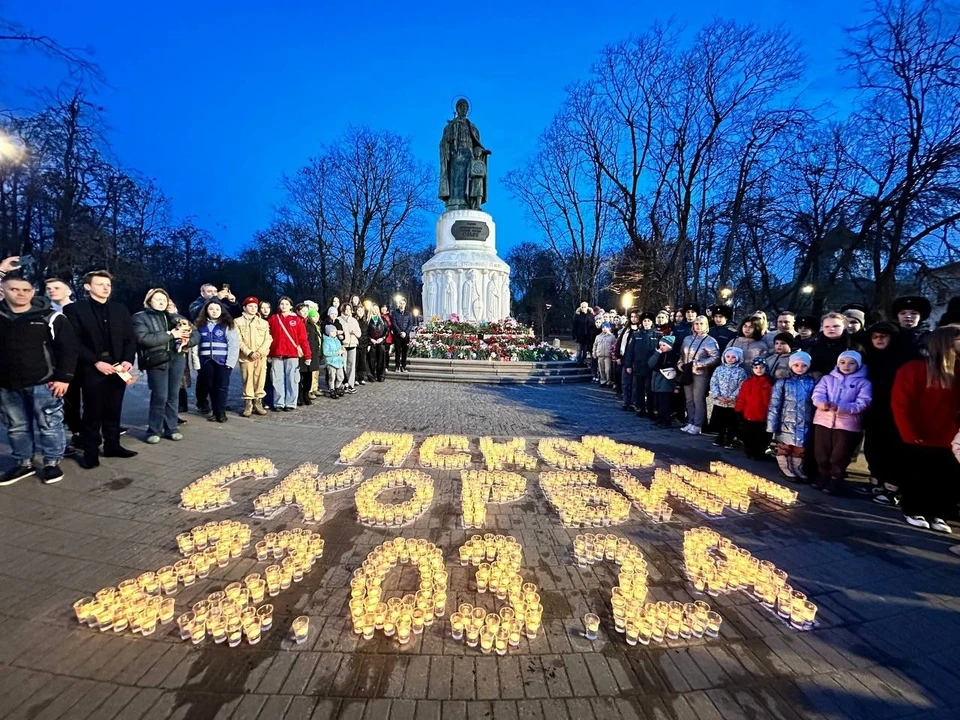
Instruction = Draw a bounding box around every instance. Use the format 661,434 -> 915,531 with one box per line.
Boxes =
242,400 -> 253,418
776,455 -> 796,478
253,400 -> 267,416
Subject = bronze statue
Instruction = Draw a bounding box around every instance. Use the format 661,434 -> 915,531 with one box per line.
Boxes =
439,99 -> 490,210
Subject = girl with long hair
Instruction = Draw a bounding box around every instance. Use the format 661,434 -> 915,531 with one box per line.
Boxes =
192,300 -> 239,423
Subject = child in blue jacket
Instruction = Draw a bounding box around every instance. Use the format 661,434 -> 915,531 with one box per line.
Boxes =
708,346 -> 747,448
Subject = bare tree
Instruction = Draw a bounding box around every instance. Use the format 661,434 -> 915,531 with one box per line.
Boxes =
844,0 -> 960,313
0,18 -> 104,85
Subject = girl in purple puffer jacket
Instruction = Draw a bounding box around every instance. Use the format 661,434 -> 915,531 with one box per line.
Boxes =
811,350 -> 873,495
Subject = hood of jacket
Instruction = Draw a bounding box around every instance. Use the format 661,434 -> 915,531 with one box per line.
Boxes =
721,346 -> 743,366
0,294 -> 55,322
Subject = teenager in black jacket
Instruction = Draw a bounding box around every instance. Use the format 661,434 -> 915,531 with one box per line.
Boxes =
64,270 -> 138,468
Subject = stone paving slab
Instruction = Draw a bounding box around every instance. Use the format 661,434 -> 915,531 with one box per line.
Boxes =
0,378 -> 958,719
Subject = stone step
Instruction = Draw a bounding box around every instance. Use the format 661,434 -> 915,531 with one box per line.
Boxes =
388,358 -> 594,384
391,370 -> 591,385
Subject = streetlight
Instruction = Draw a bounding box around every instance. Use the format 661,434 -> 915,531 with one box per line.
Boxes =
543,303 -> 552,344
0,130 -> 26,165
621,291 -> 633,311
412,308 -> 420,326
801,284 -> 814,295
718,286 -> 733,301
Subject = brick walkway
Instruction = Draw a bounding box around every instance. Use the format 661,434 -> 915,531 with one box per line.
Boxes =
1,375 -> 959,720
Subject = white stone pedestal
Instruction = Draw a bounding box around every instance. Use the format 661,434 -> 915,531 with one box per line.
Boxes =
422,210 -> 511,323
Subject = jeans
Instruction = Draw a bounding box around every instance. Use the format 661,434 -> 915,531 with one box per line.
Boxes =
0,384 -> 66,464
326,365 -> 345,393
63,380 -> 82,435
147,355 -> 186,436
343,347 -> 357,387
198,360 -> 232,416
195,362 -> 209,409
683,373 -> 710,428
271,357 -> 300,409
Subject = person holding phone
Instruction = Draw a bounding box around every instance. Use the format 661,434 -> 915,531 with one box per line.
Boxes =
63,270 -> 138,469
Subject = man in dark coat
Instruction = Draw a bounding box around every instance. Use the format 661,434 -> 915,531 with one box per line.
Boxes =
891,295 -> 931,364
624,313 -> 661,417
64,270 -> 138,468
708,304 -> 737,349
572,302 -> 592,364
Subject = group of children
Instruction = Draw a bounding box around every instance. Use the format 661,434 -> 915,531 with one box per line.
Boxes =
649,335 -> 873,495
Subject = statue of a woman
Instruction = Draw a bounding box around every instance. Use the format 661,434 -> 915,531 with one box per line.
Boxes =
439,99 -> 490,211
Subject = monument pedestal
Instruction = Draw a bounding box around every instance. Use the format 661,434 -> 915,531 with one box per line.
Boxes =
422,209 -> 510,323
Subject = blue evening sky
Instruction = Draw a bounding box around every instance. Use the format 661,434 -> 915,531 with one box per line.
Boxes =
3,0 -> 864,255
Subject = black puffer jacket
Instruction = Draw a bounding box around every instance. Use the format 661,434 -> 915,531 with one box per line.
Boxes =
0,296 -> 77,390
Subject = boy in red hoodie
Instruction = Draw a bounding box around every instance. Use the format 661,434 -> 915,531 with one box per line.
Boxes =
735,357 -> 774,460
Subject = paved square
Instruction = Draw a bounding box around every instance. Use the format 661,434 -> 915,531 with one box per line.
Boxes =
1,376 -> 959,720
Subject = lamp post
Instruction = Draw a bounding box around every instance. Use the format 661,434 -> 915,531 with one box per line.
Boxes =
801,284 -> 814,295
718,286 -> 733,302
543,303 -> 552,344
621,291 -> 634,312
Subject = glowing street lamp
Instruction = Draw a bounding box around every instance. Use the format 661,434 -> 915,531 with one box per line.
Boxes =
801,284 -> 815,295
0,131 -> 26,165
621,291 -> 634,311
718,286 -> 733,301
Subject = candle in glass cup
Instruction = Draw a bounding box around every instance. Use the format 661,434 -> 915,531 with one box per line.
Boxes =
450,612 -> 464,640
479,627 -> 495,654
73,597 -> 95,624
584,613 -> 600,641
227,618 -> 243,647
258,604 -> 274,631
705,611 -> 722,638
290,615 -> 309,644
397,617 -> 412,645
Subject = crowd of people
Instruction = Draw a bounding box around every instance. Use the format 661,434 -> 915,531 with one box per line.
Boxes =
0,256 -> 415,485
574,296 -> 960,535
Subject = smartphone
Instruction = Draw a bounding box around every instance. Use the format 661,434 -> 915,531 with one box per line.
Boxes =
16,254 -> 36,273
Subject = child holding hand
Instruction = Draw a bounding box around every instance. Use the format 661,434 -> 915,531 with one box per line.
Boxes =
811,350 -> 873,495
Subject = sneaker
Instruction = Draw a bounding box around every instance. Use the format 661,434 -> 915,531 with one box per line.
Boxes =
904,515 -> 931,530
167,432 -> 184,441
345,387 -> 357,394
930,518 -> 953,534
686,426 -> 701,435
41,464 -> 64,485
119,427 -> 128,436
680,424 -> 692,433
145,435 -> 161,444
0,464 -> 35,486
873,493 -> 900,507
358,380 -> 366,385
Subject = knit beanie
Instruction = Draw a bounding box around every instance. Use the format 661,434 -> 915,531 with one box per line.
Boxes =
843,308 -> 866,326
307,309 -> 320,322
790,351 -> 812,366
751,357 -> 768,369
660,335 -> 676,348
838,350 -> 862,368
327,306 -> 338,318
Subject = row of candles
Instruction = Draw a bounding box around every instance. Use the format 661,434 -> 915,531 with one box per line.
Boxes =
609,469 -> 675,522
180,457 -> 277,512
540,471 -> 632,527
709,462 -> 799,506
355,470 -> 434,527
450,534 -> 543,652
537,438 -> 595,470
349,538 -> 447,645
338,431 -> 415,466
73,521 -> 254,636
419,435 -> 473,469
250,465 -> 365,522
574,533 -> 723,645
581,436 -> 656,469
460,470 -> 526,528
684,527 -> 817,629
478,437 -> 538,470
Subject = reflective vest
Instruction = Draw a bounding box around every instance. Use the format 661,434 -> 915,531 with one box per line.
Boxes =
199,322 -> 228,365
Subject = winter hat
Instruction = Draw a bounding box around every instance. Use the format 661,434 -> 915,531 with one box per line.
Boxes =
796,315 -> 817,331
723,346 -> 743,364
838,350 -> 862,368
752,357 -> 768,370
307,309 -> 320,322
867,321 -> 899,337
601,322 -> 612,330
892,295 -> 932,321
789,351 -> 812,366
841,306 -> 866,326
242,296 -> 259,307
324,323 -> 338,335
773,332 -> 796,349
327,306 -> 338,317
659,335 -> 676,348
640,312 -> 656,323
